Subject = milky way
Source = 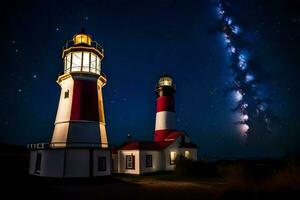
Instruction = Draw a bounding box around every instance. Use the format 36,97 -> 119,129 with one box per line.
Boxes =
215,0 -> 277,143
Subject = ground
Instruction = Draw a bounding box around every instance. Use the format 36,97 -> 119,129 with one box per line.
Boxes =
1,144 -> 299,200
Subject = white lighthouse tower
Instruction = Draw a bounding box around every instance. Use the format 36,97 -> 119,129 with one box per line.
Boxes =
28,31 -> 111,177
154,74 -> 177,142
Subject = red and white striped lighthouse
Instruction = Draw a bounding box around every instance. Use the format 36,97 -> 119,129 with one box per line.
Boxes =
154,74 -> 176,142
51,31 -> 108,148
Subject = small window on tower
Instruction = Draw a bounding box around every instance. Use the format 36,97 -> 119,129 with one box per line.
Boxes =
64,90 -> 69,99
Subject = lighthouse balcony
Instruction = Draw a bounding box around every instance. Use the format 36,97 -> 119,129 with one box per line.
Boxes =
63,40 -> 104,56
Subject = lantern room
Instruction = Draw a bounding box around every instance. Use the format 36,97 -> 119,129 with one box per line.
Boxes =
61,31 -> 104,75
157,74 -> 176,89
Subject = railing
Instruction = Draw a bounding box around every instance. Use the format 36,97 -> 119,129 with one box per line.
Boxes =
62,40 -> 104,55
58,71 -> 107,78
27,142 -> 110,150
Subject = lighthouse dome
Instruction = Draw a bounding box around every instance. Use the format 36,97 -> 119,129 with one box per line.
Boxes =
61,30 -> 104,75
158,74 -> 175,89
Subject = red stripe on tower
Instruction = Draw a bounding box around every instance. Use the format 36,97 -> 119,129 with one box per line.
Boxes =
71,80 -> 99,121
156,96 -> 175,112
154,74 -> 176,142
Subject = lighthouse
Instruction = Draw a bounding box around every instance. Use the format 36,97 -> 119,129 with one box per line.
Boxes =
115,74 -> 198,174
28,31 -> 111,177
51,31 -> 108,148
154,74 -> 176,142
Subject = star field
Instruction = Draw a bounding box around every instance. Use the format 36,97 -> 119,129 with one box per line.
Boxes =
0,0 -> 299,158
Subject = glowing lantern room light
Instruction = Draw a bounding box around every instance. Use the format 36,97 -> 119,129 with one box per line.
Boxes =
73,33 -> 92,45
234,90 -> 243,101
157,74 -> 176,89
240,124 -> 249,133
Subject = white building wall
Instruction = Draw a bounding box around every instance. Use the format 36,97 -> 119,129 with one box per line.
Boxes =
118,150 -> 140,174
54,77 -> 74,123
139,150 -> 163,174
29,148 -> 111,177
41,149 -> 65,177
64,149 -> 90,177
51,77 -> 74,145
111,153 -> 118,173
29,149 -> 65,177
51,123 -> 69,147
155,111 -> 176,131
29,151 -> 37,174
163,140 -> 181,171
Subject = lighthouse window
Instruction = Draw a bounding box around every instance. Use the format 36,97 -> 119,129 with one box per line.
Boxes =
90,53 -> 97,73
35,153 -> 42,174
82,52 -> 90,72
64,51 -> 100,74
184,151 -> 190,159
64,90 -> 69,99
71,52 -> 82,71
95,56 -> 99,74
170,151 -> 176,165
126,155 -> 135,169
146,155 -> 152,168
98,157 -> 106,171
64,53 -> 71,72
97,58 -> 101,73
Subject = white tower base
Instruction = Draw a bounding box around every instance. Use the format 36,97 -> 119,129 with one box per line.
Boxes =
29,145 -> 111,177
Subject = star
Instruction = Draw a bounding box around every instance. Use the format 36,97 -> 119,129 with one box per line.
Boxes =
18,88 -> 22,93
33,74 -> 38,79
56,27 -> 60,31
15,49 -> 19,53
12,40 -> 16,44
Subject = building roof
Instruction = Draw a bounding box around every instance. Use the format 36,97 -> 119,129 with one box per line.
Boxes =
164,131 -> 183,141
118,130 -> 197,151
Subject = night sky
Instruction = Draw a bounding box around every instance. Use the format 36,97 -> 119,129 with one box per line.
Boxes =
0,0 -> 299,158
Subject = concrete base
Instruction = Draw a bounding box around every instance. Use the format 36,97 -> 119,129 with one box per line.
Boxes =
29,148 -> 111,177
